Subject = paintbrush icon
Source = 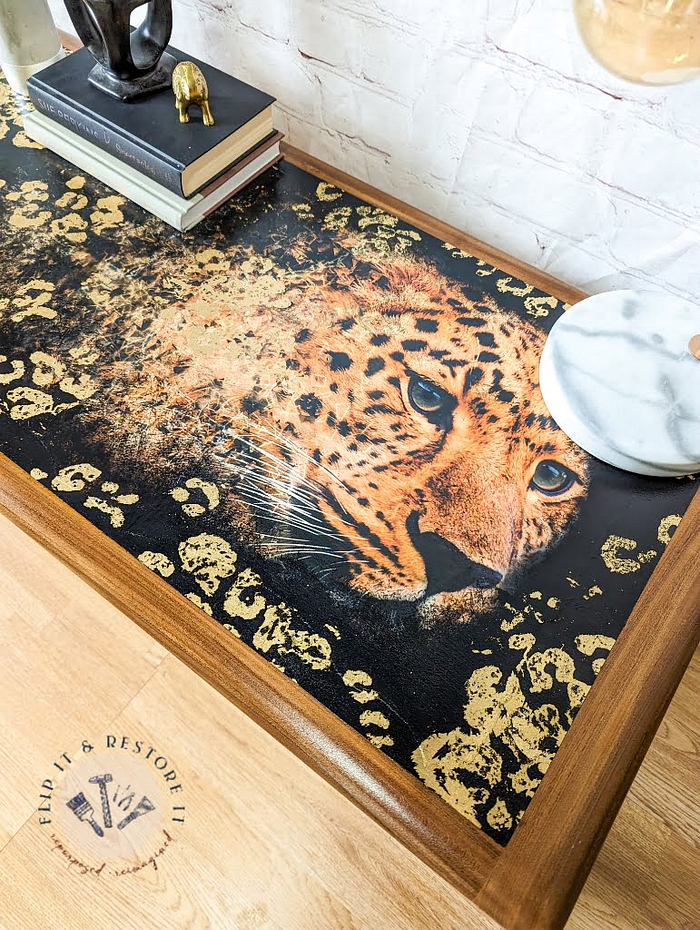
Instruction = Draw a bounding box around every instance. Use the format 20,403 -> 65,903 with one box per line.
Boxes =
65,792 -> 104,837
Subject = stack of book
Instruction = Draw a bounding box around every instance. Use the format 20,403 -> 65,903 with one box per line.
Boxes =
24,45 -> 282,232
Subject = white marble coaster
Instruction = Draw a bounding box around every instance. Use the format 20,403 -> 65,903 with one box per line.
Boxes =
539,290 -> 700,477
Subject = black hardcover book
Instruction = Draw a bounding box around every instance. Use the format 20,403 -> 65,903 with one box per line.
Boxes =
27,45 -> 276,197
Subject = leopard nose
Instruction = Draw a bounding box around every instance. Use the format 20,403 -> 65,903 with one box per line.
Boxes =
411,527 -> 503,596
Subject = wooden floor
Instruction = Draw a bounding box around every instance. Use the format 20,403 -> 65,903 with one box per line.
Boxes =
0,511 -> 697,930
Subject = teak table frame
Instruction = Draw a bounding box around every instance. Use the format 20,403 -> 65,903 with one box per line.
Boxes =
5,41 -> 700,927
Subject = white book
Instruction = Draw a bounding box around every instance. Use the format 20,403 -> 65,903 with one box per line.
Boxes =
23,110 -> 282,232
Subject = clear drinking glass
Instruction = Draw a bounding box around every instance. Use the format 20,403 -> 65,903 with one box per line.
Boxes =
574,0 -> 700,84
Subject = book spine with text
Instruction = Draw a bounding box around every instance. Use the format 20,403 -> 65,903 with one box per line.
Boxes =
27,83 -> 185,195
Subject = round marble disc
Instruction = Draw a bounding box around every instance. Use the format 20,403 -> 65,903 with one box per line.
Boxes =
539,290 -> 700,477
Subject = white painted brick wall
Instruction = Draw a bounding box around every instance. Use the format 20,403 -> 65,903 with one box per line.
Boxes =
48,0 -> 700,301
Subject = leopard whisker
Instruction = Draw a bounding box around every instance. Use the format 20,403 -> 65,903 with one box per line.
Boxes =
234,469 -> 318,512
216,445 -> 325,513
240,491 -> 386,564
212,451 -> 319,512
236,464 -> 372,545
233,463 -> 366,541
234,485 -> 345,541
215,435 -> 395,566
236,460 -> 323,512
237,422 -> 353,514
215,433 -> 357,538
311,559 -> 373,580
256,531 -> 367,557
259,546 -> 347,560
236,436 -> 333,505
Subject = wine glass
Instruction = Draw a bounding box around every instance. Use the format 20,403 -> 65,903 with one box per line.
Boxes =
574,0 -> 700,84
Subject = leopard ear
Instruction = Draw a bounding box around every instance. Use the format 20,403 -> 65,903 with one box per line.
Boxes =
457,289 -> 501,317
317,236 -> 492,319
328,230 -> 421,285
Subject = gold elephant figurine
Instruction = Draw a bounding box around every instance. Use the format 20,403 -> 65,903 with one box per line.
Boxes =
172,61 -> 214,127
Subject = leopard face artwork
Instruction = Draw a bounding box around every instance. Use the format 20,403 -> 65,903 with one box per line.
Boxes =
0,77 -> 695,845
84,253 -> 589,627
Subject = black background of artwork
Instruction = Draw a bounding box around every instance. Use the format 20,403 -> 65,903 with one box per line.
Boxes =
0,132 -> 695,846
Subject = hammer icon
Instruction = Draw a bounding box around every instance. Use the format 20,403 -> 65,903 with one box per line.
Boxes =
88,773 -> 114,828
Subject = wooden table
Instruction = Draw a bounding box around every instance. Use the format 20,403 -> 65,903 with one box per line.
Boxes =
0,40 -> 698,928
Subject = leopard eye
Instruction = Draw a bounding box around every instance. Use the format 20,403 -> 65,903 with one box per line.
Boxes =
408,375 -> 447,414
406,374 -> 457,429
530,460 -> 577,496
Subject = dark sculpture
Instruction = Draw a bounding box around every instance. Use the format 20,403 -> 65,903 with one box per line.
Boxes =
63,0 -> 176,101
